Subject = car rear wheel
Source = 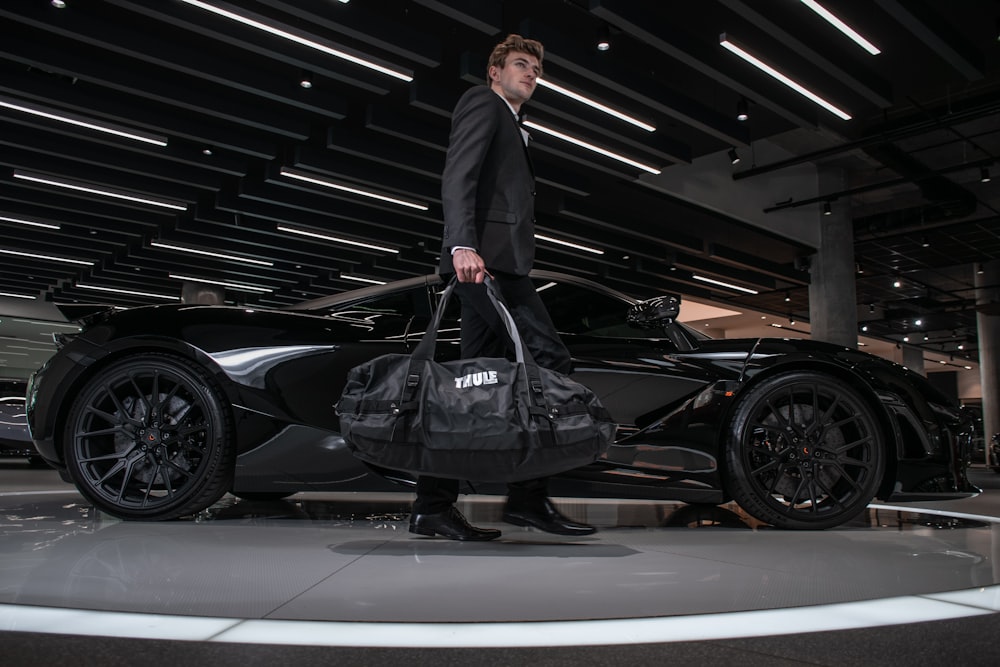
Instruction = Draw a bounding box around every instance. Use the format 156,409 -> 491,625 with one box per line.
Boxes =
724,371 -> 885,530
64,354 -> 234,521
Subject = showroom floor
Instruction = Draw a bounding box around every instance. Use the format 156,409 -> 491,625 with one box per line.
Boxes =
1,463 -> 999,666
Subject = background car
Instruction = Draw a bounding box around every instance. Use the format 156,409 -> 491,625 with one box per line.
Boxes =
26,271 -> 977,529
0,379 -> 46,467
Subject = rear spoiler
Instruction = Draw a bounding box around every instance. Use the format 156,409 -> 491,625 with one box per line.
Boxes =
53,303 -> 119,327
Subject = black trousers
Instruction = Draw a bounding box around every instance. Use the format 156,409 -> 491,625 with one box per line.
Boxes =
412,273 -> 572,514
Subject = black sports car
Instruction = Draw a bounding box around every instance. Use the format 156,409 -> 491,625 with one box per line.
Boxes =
26,270 -> 977,529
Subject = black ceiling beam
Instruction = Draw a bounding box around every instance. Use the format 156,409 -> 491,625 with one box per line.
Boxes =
411,0 -> 504,35
874,0 -> 985,81
733,96 -> 1000,180
520,16 -> 750,149
257,0 -> 444,68
104,0 -> 404,95
587,0 -> 818,131
717,0 -> 893,108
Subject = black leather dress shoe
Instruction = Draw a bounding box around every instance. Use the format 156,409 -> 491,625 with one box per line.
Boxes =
409,506 -> 501,541
502,498 -> 596,536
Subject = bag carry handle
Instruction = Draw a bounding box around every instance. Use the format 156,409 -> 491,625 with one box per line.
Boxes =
402,275 -> 547,407
411,275 -> 532,365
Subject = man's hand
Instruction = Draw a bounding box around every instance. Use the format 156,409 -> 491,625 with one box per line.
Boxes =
452,248 -> 487,283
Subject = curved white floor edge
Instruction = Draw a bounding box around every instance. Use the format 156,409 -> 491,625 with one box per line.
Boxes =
2,587 -> 999,648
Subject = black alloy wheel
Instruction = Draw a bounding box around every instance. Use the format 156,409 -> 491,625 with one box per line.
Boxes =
724,371 -> 886,530
64,354 -> 234,521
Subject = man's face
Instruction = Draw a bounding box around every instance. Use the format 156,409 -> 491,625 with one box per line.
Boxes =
489,50 -> 541,108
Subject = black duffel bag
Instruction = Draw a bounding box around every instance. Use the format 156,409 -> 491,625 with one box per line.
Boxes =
335,276 -> 616,482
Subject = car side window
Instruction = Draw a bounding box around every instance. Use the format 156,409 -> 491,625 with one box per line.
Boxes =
532,279 -> 642,338
433,278 -> 654,339
321,286 -> 433,342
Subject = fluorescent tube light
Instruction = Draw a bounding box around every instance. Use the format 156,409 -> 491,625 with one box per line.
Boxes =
536,79 -> 655,132
277,225 -> 399,253
521,121 -> 661,174
720,35 -> 852,120
77,284 -> 179,300
0,248 -> 93,266
12,171 -> 188,210
169,274 -> 273,293
799,0 -> 881,55
151,241 -> 274,266
279,168 -> 428,211
535,234 -> 604,255
0,96 -> 169,146
340,275 -> 387,285
179,0 -> 412,82
691,274 -> 759,294
0,292 -> 37,300
0,215 -> 60,230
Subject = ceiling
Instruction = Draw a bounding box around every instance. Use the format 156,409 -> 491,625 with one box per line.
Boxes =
1,0 -> 998,380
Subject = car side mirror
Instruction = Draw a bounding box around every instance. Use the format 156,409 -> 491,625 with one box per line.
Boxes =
627,295 -> 680,329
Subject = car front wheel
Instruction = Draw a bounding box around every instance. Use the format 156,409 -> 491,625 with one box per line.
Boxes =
724,371 -> 886,530
64,354 -> 234,520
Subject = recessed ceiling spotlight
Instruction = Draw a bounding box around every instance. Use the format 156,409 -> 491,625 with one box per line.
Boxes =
596,23 -> 611,51
299,71 -> 313,88
51,0 -> 67,8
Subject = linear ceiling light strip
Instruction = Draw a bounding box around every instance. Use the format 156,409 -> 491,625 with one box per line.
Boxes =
169,274 -> 274,293
0,96 -> 169,146
277,225 -> 399,254
691,274 -> 759,294
76,284 -> 179,300
522,121 -> 661,174
799,0 -> 881,55
0,215 -> 60,230
719,35 -> 852,120
279,168 -> 428,211
0,292 -> 37,300
178,0 -> 413,82
151,241 -> 274,266
536,79 -> 655,132
340,274 -> 387,285
11,171 -> 188,210
0,248 -> 93,266
534,234 -> 604,255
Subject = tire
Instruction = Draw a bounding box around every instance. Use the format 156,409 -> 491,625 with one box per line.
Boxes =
723,371 -> 886,530
64,353 -> 235,521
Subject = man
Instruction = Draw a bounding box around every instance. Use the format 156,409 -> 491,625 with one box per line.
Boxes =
408,34 -> 597,541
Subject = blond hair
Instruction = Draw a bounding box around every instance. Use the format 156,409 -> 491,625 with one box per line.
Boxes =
486,34 -> 544,82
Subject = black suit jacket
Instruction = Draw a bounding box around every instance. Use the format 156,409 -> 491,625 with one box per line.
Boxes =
438,85 -> 536,276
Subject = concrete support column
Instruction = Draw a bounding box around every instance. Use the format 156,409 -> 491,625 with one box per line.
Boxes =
975,260 -> 1000,445
181,282 -> 224,305
901,345 -> 925,377
808,169 -> 857,348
